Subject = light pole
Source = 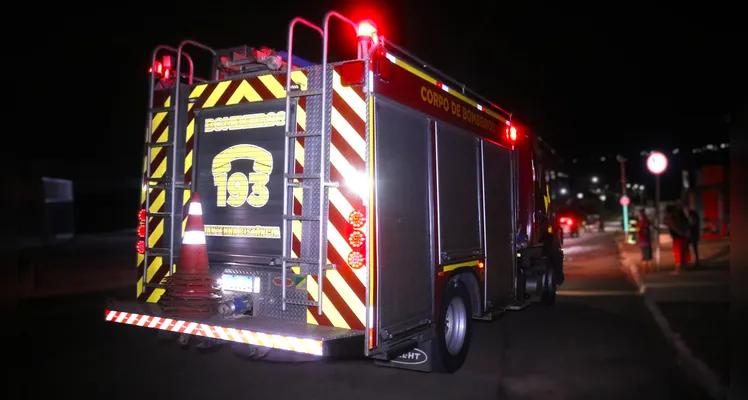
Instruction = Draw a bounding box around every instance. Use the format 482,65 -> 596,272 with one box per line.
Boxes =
616,155 -> 629,234
646,151 -> 668,267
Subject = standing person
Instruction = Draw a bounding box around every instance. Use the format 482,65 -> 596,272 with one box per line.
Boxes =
687,208 -> 701,267
636,209 -> 653,273
664,204 -> 691,274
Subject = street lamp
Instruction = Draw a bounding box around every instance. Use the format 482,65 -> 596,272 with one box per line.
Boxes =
591,176 -> 599,183
559,187 -> 568,195
646,151 -> 668,268
577,193 -> 584,199
599,194 -> 606,202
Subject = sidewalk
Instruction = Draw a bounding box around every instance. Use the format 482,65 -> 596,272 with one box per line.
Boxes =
618,236 -> 729,399
620,237 -> 729,293
2,231 -> 134,307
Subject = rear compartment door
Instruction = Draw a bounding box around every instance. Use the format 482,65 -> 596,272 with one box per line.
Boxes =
194,100 -> 288,265
371,98 -> 434,353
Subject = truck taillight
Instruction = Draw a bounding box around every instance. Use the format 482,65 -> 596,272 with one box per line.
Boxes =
137,224 -> 146,238
137,240 -> 146,254
347,210 -> 367,270
348,230 -> 366,248
348,210 -> 366,229
138,209 -> 147,223
348,251 -> 365,270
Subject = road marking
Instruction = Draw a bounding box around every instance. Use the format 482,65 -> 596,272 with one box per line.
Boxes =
641,281 -> 728,289
619,243 -> 728,399
556,290 -> 640,297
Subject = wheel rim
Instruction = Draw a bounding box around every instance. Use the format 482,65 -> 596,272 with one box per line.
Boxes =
444,296 -> 467,356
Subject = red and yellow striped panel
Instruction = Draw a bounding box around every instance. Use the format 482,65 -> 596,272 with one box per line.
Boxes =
105,309 -> 323,355
138,69 -> 368,333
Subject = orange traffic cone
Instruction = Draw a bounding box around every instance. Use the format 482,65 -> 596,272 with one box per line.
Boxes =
158,192 -> 222,318
177,193 -> 209,275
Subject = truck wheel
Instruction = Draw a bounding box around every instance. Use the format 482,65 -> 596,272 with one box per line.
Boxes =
434,279 -> 473,373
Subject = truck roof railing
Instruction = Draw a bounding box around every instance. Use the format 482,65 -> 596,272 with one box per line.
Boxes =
147,12 -> 514,122
382,40 -> 512,120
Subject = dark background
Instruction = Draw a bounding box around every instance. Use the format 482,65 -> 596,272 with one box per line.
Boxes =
11,1 -> 742,233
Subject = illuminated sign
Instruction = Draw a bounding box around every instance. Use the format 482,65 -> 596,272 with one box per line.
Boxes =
204,112 -> 286,132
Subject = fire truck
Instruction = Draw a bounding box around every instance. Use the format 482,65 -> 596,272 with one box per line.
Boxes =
106,11 -> 563,373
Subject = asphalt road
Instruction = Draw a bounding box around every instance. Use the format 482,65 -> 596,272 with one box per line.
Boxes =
15,232 -> 710,400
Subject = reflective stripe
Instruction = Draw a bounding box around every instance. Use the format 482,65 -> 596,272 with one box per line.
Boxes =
188,202 -> 203,216
182,231 -> 206,245
104,310 -> 324,355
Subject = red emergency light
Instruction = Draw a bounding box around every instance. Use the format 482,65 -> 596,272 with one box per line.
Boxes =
505,124 -> 518,142
149,55 -> 173,79
357,20 -> 378,42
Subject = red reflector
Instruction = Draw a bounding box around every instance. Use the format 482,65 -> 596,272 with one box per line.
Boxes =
340,60 -> 366,87
374,49 -> 391,81
137,224 -> 146,238
348,251 -> 365,269
137,240 -> 146,254
348,231 -> 366,248
348,210 -> 366,229
138,209 -> 147,222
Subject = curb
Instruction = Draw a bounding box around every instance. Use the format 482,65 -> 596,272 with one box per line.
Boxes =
617,243 -> 728,400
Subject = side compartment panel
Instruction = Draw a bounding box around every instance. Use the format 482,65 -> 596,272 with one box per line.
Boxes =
482,141 -> 515,307
436,123 -> 482,256
374,98 -> 434,333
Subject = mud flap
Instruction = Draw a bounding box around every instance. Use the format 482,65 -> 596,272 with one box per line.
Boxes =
374,340 -> 434,372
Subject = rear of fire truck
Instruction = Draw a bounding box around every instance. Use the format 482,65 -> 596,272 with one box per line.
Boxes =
108,14 -> 411,365
106,11 -> 559,373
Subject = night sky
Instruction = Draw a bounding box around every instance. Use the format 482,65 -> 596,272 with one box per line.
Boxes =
18,2 -> 741,214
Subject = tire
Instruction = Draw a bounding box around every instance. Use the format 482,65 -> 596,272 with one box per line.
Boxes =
433,278 -> 473,373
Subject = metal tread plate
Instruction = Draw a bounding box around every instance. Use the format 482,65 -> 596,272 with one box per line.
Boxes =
106,299 -> 362,342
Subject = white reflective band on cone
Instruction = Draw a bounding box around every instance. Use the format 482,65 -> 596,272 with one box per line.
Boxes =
183,230 -> 206,245
189,202 -> 203,216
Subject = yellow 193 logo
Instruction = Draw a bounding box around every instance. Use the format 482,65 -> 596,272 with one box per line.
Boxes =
211,144 -> 273,208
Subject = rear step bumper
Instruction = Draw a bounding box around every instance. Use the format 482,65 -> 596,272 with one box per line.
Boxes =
105,300 -> 362,356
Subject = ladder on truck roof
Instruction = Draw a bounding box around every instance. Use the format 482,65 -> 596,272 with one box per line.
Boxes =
142,42 -> 217,293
